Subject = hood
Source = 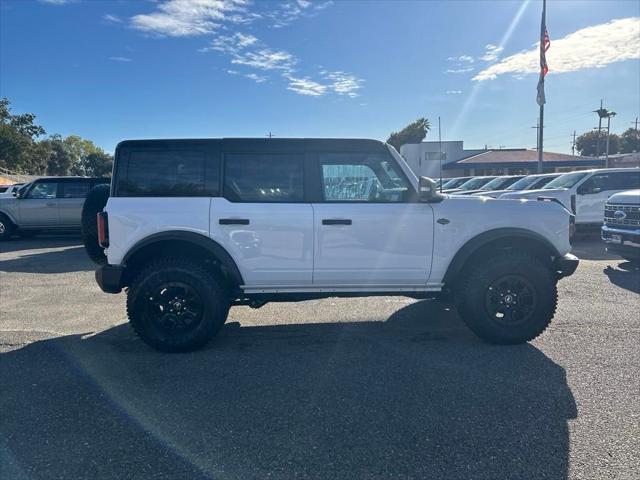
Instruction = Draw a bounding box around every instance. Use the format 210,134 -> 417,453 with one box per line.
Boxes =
499,187 -> 568,200
449,189 -> 484,196
471,189 -> 511,198
607,189 -> 640,205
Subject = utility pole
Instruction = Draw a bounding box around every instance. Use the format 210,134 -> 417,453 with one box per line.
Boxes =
595,99 -> 604,157
632,117 -> 639,131
571,130 -> 576,156
438,116 -> 443,192
266,131 -> 275,139
532,121 -> 540,150
605,111 -> 616,168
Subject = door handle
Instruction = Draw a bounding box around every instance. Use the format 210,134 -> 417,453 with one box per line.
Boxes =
219,218 -> 250,225
322,219 -> 352,226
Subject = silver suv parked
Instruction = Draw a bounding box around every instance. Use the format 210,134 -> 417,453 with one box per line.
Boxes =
0,176 -> 110,240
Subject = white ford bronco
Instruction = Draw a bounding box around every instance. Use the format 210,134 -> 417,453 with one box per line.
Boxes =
90,138 -> 578,352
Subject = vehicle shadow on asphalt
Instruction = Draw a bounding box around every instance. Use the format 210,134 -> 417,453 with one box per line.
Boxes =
570,237 -> 616,261
0,245 -> 92,273
1,301 -> 577,479
0,235 -> 82,253
603,263 -> 640,294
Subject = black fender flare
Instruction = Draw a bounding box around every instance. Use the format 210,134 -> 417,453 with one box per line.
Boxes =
123,230 -> 244,286
442,227 -> 561,285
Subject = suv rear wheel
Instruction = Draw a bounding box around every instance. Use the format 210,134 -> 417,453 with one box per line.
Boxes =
455,252 -> 557,344
127,258 -> 231,352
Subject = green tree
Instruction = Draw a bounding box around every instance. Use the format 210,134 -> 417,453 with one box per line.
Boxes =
0,97 -> 47,172
576,130 -> 620,157
619,127 -> 639,154
85,151 -> 113,177
44,135 -> 73,175
386,117 -> 431,151
63,135 -> 103,175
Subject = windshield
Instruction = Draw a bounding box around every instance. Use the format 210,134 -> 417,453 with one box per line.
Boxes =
458,177 -> 495,190
507,176 -> 539,191
544,171 -> 588,189
480,176 -> 520,191
443,177 -> 469,189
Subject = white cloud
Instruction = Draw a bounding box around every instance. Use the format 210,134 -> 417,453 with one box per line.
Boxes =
109,56 -> 132,62
232,48 -> 296,71
286,76 -> 327,96
39,0 -> 73,4
474,17 -> 640,81
103,14 -> 122,24
245,72 -> 267,83
445,67 -> 474,74
129,0 -> 361,98
323,71 -> 362,97
447,55 -> 474,63
480,44 -> 503,62
446,90 -> 463,94
131,0 -> 250,37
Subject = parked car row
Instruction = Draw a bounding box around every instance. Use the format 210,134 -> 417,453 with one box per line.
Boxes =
442,168 -> 640,226
0,176 -> 109,240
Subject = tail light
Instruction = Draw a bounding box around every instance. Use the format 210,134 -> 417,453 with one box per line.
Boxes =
97,212 -> 109,248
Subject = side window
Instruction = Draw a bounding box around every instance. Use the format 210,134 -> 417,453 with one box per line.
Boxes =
578,174 -> 608,194
609,171 -> 640,190
61,181 -> 90,198
320,152 -> 409,202
223,153 -> 304,202
26,182 -> 57,199
118,150 -> 218,197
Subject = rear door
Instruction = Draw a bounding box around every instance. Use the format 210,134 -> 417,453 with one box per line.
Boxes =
210,150 -> 314,288
18,181 -> 59,226
311,150 -> 433,287
58,180 -> 90,226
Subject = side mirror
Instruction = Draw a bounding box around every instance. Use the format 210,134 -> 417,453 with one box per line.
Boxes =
419,176 -> 445,203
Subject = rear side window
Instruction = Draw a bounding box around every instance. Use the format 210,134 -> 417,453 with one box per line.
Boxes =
61,181 -> 90,198
117,149 -> 219,197
223,153 -> 304,202
608,171 -> 640,190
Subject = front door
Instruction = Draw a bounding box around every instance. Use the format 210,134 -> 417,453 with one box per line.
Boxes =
312,152 -> 433,287
58,180 -> 90,226
18,181 -> 59,226
210,152 -> 313,288
576,171 -> 640,223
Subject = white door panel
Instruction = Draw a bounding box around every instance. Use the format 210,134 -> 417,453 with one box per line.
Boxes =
576,189 -> 627,224
210,198 -> 313,286
312,203 -> 433,285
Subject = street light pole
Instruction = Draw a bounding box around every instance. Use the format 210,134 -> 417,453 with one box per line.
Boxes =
605,112 -> 616,168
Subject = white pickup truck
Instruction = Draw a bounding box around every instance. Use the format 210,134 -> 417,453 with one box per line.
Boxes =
88,138 -> 578,352
500,168 -> 640,226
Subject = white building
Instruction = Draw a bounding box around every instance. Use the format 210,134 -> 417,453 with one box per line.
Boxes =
399,141 -> 485,179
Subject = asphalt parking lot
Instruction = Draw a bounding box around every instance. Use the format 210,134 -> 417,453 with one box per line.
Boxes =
0,235 -> 638,480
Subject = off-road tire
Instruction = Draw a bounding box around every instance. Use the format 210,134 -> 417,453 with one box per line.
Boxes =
0,213 -> 14,240
455,252 -> 558,344
126,258 -> 231,352
81,184 -> 110,265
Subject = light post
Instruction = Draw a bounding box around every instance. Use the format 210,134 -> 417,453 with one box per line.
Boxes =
605,111 -> 616,168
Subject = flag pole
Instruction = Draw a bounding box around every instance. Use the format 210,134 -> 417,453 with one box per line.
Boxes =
536,0 -> 549,174
538,104 -> 544,173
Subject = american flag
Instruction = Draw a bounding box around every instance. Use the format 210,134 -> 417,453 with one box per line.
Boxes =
537,0 -> 550,106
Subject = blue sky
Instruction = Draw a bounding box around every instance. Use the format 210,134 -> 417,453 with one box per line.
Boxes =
1,0 -> 639,154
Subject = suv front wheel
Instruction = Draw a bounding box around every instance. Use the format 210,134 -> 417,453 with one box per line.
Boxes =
455,252 -> 558,344
127,258 -> 231,352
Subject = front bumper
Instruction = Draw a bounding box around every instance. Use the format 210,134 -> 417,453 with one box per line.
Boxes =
554,253 -> 579,279
601,225 -> 640,259
95,264 -> 124,294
